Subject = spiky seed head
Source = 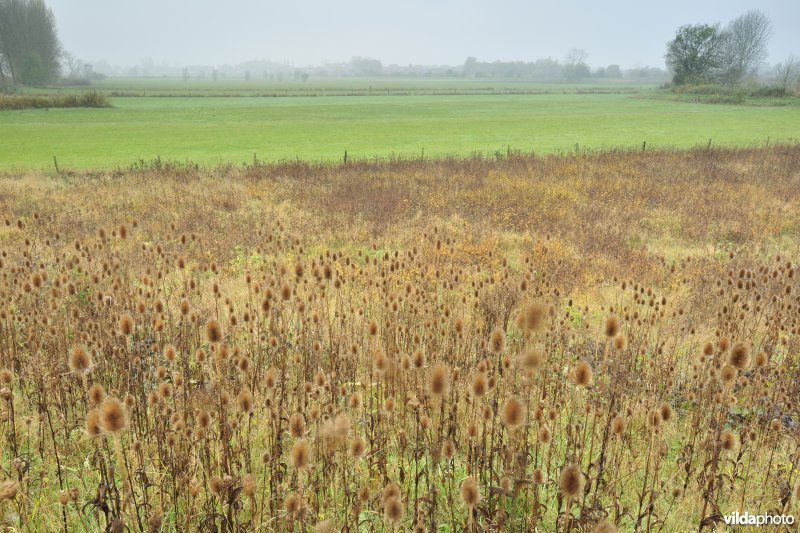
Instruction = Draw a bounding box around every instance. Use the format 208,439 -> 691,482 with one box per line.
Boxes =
88,383 -> 106,405
720,430 -> 736,451
719,337 -> 730,352
519,301 -> 546,333
660,403 -> 672,422
314,520 -> 334,533
538,426 -> 552,443
592,521 -> 618,533
728,343 -> 750,369
611,415 -> 626,435
284,493 -> 300,513
573,360 -> 593,387
196,410 -> 210,429
754,351 -> 768,367
85,410 -> 102,438
441,440 -> 456,459
164,344 -> 176,363
205,319 -> 222,343
501,397 -> 525,428
382,482 -> 401,505
429,364 -> 449,396
349,436 -> 366,458
118,314 -> 134,336
559,464 -> 584,497
237,389 -> 253,414
647,409 -> 662,429
100,397 -> 127,433
383,496 -> 404,523
291,439 -> 310,470
471,372 -> 488,397
720,364 -> 737,384
518,346 -> 543,370
460,476 -> 480,506
158,381 -> 172,399
412,349 -> 425,369
604,316 -> 619,338
489,327 -> 506,354
147,512 -> 163,533
69,346 -> 91,374
614,333 -> 627,351
349,392 -> 362,409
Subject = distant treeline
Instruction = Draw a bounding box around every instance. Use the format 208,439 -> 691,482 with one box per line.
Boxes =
0,91 -> 110,110
94,56 -> 667,83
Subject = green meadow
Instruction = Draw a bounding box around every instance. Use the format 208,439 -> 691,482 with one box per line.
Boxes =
1,81 -> 798,169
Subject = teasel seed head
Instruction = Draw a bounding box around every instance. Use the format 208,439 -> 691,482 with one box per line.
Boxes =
720,430 -> 736,451
604,315 -> 619,338
614,333 -> 627,351
519,301 -> 546,333
118,314 -> 134,336
501,397 -> 525,428
489,326 -> 506,354
314,520 -> 334,533
85,410 -> 102,438
429,364 -> 449,396
100,397 -> 127,433
237,389 -> 253,414
660,403 -> 672,422
291,439 -> 310,470
592,521 -> 618,533
460,476 -> 480,506
383,496 -> 404,524
728,343 -> 750,369
538,425 -> 552,443
559,464 -> 584,498
349,436 -> 366,459
611,415 -> 626,435
471,372 -> 488,397
646,409 -> 662,430
205,319 -> 222,343
573,360 -> 593,387
518,346 -> 544,370
720,364 -> 737,384
69,346 -> 91,374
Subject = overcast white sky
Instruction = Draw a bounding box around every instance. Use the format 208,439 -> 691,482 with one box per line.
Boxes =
47,0 -> 799,68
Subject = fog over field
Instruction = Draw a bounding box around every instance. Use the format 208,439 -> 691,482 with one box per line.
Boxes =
47,0 -> 799,70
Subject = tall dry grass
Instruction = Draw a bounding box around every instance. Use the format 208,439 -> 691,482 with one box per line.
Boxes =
0,146 -> 798,531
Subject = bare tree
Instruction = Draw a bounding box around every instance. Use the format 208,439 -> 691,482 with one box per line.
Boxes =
721,10 -> 772,85
62,50 -> 83,77
564,48 -> 590,81
775,55 -> 798,95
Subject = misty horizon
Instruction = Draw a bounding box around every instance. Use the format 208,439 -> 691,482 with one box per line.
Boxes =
47,0 -> 798,75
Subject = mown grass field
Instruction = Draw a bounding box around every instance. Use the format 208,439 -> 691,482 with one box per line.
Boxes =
1,79 -> 798,169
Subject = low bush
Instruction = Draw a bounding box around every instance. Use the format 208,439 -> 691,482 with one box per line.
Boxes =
0,90 -> 111,110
